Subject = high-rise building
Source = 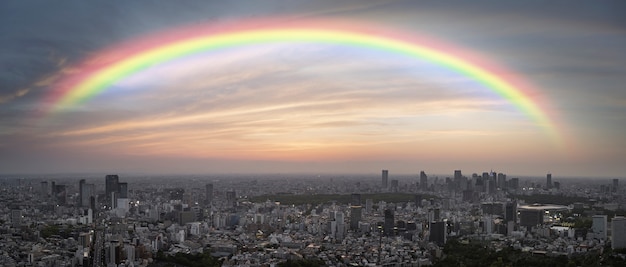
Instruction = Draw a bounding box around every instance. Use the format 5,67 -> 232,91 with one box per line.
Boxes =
505,201 -> 517,223
420,171 -> 428,191
79,179 -> 86,207
546,173 -> 552,189
365,199 -> 373,214
384,208 -> 395,236
429,221 -> 446,245
118,182 -> 128,199
509,178 -> 519,190
350,206 -> 362,231
205,184 -> 214,205
497,173 -> 507,190
454,170 -> 462,180
592,215 -> 608,240
613,179 -> 619,193
612,216 -> 626,249
382,170 -> 389,188
105,175 -> 120,203
80,181 -> 95,208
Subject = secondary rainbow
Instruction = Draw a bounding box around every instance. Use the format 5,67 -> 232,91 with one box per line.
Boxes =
47,19 -> 560,142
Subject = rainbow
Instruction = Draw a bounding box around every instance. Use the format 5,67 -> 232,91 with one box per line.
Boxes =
47,19 -> 560,142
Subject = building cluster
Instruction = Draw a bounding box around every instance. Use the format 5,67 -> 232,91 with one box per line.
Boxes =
0,170 -> 625,266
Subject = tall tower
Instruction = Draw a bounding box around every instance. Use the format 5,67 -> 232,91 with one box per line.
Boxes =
613,179 -> 619,193
612,216 -> 626,249
420,171 -> 428,191
105,175 -> 120,204
546,173 -> 552,189
79,179 -> 86,207
382,170 -> 389,188
384,208 -> 394,236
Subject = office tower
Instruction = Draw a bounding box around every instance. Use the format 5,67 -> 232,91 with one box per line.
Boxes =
553,181 -> 561,190
335,211 -> 345,240
429,221 -> 446,245
612,216 -> 626,249
505,201 -> 517,223
454,170 -> 462,180
79,179 -> 85,207
614,179 -> 619,193
205,184 -> 214,205
497,173 -> 506,190
105,175 -> 120,203
382,170 -> 389,188
350,206 -> 362,231
420,171 -> 428,191
55,184 -> 67,205
365,199 -> 373,214
351,193 -> 361,206
546,173 -> 552,189
118,182 -> 128,199
80,181 -> 95,208
509,178 -> 519,190
592,215 -> 608,240
384,208 -> 395,236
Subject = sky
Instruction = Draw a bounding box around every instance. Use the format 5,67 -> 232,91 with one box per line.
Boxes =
1,0 -> 625,177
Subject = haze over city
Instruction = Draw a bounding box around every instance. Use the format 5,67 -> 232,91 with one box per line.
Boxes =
1,0 -> 625,177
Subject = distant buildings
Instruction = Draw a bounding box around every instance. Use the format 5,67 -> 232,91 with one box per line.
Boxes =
382,170 -> 388,188
546,173 -> 552,189
420,171 -> 428,191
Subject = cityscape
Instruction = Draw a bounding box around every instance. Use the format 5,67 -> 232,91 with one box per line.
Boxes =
1,171 -> 626,266
2,1 -> 626,267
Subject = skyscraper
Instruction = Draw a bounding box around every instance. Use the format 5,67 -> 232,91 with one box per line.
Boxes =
546,173 -> 552,189
429,221 -> 446,245
79,179 -> 86,207
118,182 -> 128,199
350,206 -> 362,231
384,208 -> 394,236
612,216 -> 626,249
382,170 -> 388,188
79,180 -> 95,208
105,175 -> 120,204
613,179 -> 619,193
420,171 -> 428,191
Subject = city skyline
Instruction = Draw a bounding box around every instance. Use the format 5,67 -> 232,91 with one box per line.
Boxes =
1,1 -> 625,176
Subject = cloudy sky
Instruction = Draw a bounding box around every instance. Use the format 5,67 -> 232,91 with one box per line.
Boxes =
1,0 -> 625,177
